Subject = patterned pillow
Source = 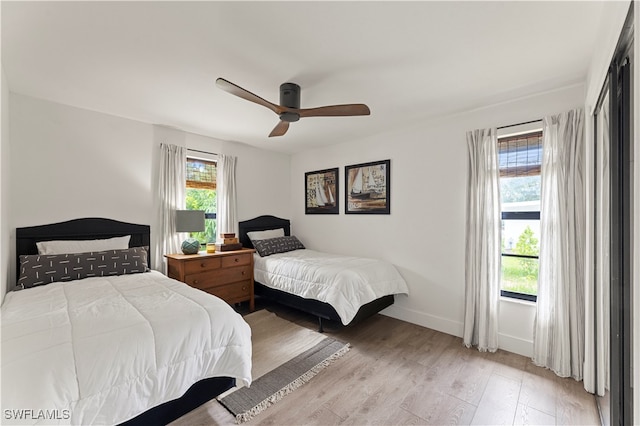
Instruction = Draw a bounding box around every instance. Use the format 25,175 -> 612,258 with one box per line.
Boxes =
17,247 -> 149,289
252,236 -> 305,257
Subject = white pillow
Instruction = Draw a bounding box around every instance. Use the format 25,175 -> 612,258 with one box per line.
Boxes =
246,228 -> 285,241
36,235 -> 131,255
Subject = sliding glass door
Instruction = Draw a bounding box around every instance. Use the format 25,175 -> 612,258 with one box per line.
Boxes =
609,49 -> 633,426
607,6 -> 634,424
593,5 -> 634,425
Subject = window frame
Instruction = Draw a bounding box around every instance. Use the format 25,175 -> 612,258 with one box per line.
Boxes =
185,155 -> 217,244
498,125 -> 542,303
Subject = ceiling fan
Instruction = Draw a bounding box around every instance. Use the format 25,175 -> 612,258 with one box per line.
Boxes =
216,78 -> 371,137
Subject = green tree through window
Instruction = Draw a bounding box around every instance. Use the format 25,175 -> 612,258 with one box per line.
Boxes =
515,226 -> 539,256
501,226 -> 539,296
186,188 -> 216,244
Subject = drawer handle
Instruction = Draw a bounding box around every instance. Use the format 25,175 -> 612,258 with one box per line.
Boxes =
201,263 -> 206,268
234,258 -> 239,263
241,271 -> 245,276
242,286 -> 247,291
193,280 -> 199,285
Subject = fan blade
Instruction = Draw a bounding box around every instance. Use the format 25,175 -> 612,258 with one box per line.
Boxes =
297,104 -> 370,118
216,78 -> 284,115
269,120 -> 290,137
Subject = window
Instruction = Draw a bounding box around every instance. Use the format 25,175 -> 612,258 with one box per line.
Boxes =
498,130 -> 541,302
185,157 -> 217,245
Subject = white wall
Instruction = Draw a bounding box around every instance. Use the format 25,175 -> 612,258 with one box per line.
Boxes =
1,65 -> 10,304
291,84 -> 585,357
10,94 -> 153,227
8,94 -> 291,289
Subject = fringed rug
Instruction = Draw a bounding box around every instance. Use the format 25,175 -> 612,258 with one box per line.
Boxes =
217,310 -> 350,423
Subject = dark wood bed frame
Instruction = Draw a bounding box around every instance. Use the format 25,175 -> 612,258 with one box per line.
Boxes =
238,215 -> 394,332
15,217 -> 235,426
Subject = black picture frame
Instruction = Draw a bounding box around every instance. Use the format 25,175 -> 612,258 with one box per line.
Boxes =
345,160 -> 391,214
305,168 -> 339,214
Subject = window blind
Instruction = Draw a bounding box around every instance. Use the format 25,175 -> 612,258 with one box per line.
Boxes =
186,158 -> 217,190
498,131 -> 542,178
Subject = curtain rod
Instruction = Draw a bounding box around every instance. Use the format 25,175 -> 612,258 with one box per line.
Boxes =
497,119 -> 542,130
187,148 -> 218,156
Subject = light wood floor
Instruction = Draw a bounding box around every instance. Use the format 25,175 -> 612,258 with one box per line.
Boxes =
175,299 -> 601,425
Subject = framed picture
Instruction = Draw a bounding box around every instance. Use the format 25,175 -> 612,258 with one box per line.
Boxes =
345,160 -> 390,214
305,168 -> 339,214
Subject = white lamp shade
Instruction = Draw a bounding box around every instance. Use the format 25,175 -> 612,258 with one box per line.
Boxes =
175,210 -> 205,233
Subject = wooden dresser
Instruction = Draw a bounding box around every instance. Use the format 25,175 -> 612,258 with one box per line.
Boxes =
165,248 -> 255,311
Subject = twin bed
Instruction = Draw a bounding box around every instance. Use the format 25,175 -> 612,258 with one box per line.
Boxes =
4,218 -> 252,425
238,215 -> 408,332
3,216 -> 408,425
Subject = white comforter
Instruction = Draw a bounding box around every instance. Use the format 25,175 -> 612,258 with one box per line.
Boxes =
253,249 -> 408,325
1,270 -> 252,425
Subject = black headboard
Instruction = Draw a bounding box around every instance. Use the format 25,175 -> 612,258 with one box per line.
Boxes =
16,218 -> 152,274
238,216 -> 291,249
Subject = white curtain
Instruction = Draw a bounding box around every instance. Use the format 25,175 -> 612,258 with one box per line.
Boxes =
584,97 -> 610,395
217,154 -> 238,238
154,143 -> 186,273
533,109 -> 585,380
463,128 -> 501,352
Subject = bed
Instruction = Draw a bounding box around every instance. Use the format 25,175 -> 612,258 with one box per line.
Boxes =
3,218 -> 252,426
238,215 -> 408,331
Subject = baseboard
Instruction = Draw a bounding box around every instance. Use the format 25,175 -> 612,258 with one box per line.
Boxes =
380,305 -> 464,338
381,305 -> 533,358
497,332 -> 533,358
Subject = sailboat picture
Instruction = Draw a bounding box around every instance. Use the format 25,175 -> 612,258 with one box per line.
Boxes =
345,159 -> 391,214
305,168 -> 339,214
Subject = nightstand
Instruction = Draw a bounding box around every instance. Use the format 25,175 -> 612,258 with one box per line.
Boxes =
165,248 -> 255,311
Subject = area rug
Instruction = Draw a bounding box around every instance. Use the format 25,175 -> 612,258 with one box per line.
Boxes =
217,309 -> 350,423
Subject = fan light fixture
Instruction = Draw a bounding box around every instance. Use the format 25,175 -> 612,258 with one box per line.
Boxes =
216,77 -> 370,137
176,210 -> 205,254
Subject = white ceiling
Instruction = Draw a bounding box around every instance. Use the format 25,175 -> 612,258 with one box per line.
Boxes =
2,1 -> 607,153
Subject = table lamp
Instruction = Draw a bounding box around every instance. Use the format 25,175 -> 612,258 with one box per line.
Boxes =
176,210 -> 205,254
